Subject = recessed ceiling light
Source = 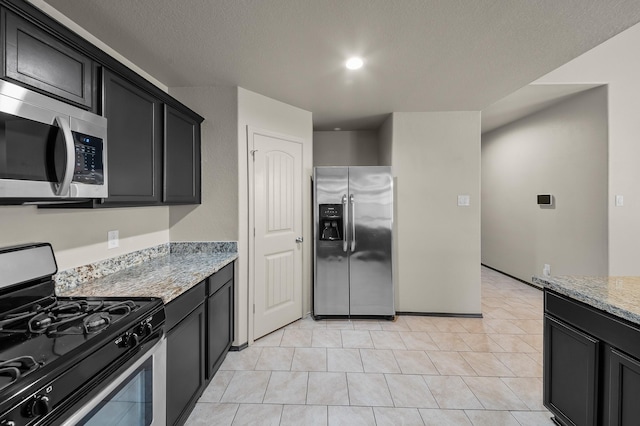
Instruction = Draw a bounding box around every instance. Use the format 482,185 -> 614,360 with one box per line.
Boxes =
334,127 -> 341,131
345,57 -> 364,70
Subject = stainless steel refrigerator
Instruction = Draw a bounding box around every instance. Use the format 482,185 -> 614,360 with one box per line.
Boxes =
313,166 -> 394,318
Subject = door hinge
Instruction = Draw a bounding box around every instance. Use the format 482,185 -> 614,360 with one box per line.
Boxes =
253,304 -> 255,314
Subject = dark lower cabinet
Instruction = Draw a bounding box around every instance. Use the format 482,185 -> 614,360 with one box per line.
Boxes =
544,290 -> 640,426
544,315 -> 599,426
207,263 -> 234,378
166,262 -> 235,425
609,348 -> 640,426
167,302 -> 205,426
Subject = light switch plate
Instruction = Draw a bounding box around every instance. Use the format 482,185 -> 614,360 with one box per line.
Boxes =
108,230 -> 119,249
615,195 -> 624,207
457,195 -> 470,206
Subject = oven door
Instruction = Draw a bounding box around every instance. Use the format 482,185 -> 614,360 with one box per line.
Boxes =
61,338 -> 166,426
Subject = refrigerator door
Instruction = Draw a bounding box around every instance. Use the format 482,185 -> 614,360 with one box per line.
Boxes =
348,166 -> 394,316
314,167 -> 350,316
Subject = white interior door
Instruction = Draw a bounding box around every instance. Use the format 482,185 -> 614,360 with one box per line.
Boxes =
249,127 -> 303,340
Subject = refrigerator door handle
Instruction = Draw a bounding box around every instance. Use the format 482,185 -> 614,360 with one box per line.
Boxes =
350,194 -> 356,252
342,194 -> 348,252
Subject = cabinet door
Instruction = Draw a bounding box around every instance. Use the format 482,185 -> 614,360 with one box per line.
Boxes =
207,279 -> 234,379
102,69 -> 162,205
167,303 -> 205,426
609,348 -> 640,426
2,9 -> 93,108
164,105 -> 201,204
544,315 -> 599,426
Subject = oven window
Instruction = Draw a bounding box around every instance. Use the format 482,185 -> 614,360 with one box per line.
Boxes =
0,111 -> 66,182
78,357 -> 153,426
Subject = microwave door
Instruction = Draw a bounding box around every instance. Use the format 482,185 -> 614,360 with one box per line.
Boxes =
0,112 -> 73,198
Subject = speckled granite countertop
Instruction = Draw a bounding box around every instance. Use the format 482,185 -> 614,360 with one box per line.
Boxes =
533,275 -> 640,326
57,243 -> 237,304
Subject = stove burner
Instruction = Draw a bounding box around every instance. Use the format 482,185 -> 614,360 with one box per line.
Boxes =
106,301 -> 136,315
0,356 -> 39,391
0,299 -> 138,337
83,313 -> 111,334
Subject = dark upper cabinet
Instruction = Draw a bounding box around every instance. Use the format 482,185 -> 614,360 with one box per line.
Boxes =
102,69 -> 162,205
1,1 -> 203,208
2,8 -> 93,109
164,105 -> 201,204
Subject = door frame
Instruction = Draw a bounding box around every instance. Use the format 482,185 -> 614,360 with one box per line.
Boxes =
247,125 -> 306,343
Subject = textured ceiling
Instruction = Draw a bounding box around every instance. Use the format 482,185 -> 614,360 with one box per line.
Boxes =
43,0 -> 640,130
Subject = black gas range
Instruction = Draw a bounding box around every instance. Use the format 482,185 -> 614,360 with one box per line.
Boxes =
0,243 -> 166,426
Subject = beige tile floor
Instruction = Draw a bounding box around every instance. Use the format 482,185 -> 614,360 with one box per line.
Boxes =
185,266 -> 554,425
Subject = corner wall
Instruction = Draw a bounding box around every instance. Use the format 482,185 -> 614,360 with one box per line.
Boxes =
391,112 -> 481,314
482,87 -> 608,282
168,86 -> 239,242
536,23 -> 640,276
313,130 -> 379,166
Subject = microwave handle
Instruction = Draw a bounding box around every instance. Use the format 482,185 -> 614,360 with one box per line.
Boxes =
54,116 -> 75,196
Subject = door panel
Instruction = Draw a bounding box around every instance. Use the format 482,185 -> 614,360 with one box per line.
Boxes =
251,129 -> 303,339
313,167 -> 349,316
348,166 -> 394,316
544,314 -> 599,426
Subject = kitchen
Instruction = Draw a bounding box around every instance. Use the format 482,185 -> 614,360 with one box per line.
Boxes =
2,0 -> 640,425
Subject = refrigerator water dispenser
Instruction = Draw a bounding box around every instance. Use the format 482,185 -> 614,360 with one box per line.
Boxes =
318,204 -> 343,241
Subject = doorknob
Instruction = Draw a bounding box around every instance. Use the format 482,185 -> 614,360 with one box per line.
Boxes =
296,237 -> 303,243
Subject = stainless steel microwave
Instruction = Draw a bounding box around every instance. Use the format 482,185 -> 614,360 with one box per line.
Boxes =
0,80 -> 107,201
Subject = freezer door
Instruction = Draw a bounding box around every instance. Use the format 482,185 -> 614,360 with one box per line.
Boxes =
348,166 -> 394,316
314,167 -> 350,316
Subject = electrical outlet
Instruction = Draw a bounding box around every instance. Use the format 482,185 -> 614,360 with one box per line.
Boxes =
108,230 -> 119,249
615,195 -> 624,207
543,264 -> 551,277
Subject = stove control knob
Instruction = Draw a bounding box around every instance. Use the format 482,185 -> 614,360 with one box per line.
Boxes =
126,332 -> 140,347
1,420 -> 16,426
138,322 -> 153,336
24,395 -> 50,418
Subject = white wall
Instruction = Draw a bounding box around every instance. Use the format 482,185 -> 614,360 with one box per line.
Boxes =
238,88 -> 313,344
378,116 -> 393,167
168,86 -> 239,241
0,205 -> 169,270
313,131 -> 379,166
482,87 -> 608,283
536,23 -> 640,276
391,112 -> 481,314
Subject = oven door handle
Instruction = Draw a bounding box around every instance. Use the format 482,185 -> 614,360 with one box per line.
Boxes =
54,116 -> 75,197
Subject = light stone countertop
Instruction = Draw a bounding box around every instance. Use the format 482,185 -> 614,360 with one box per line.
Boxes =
533,275 -> 640,326
57,251 -> 237,304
